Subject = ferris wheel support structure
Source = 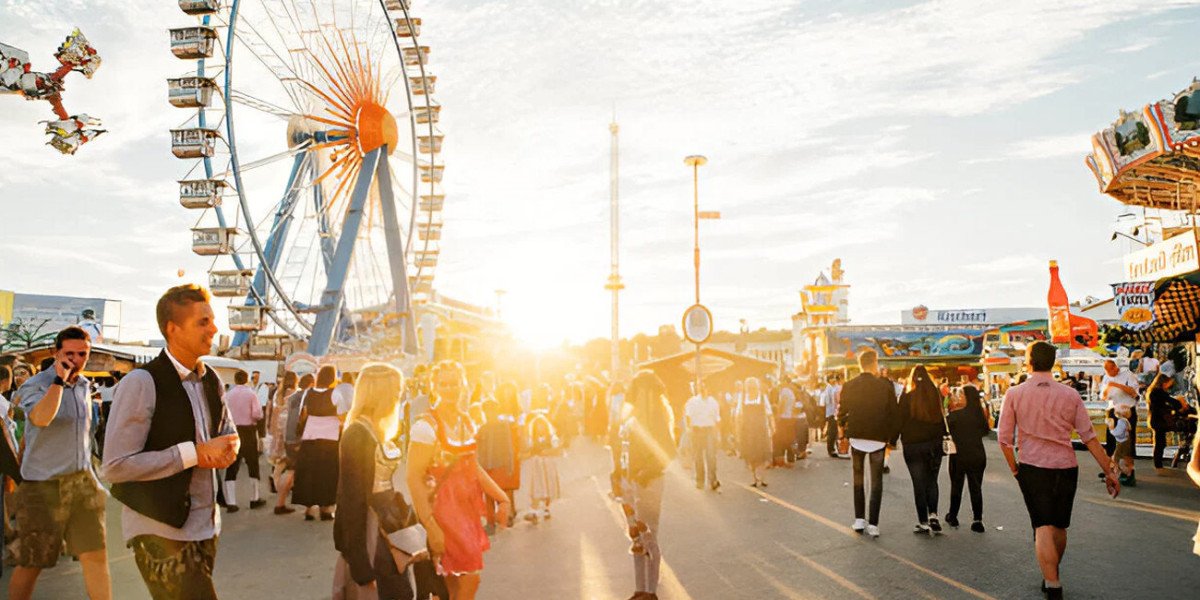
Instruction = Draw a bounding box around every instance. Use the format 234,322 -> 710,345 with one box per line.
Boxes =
169,0 -> 441,359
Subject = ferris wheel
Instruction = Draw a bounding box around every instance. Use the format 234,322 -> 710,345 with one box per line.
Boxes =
167,0 -> 444,358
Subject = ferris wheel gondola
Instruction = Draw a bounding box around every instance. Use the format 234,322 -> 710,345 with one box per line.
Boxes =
166,0 -> 445,358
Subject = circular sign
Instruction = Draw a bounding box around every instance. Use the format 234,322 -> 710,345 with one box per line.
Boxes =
912,305 -> 929,321
682,304 -> 714,345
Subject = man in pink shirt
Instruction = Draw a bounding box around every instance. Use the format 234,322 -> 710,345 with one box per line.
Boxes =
998,341 -> 1118,600
223,369 -> 265,512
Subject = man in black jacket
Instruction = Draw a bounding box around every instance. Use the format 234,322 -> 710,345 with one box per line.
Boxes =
837,349 -> 899,538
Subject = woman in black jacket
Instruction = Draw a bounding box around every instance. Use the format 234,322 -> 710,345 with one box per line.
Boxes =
894,366 -> 948,535
945,385 -> 989,532
1147,373 -> 1188,471
333,363 -> 410,600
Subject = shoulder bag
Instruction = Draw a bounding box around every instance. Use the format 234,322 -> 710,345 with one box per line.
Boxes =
940,408 -> 957,455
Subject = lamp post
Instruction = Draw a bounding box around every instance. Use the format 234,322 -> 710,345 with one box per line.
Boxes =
683,155 -> 714,402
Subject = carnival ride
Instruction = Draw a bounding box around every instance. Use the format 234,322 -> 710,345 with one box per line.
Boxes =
1,29 -> 104,154
1088,79 -> 1200,211
1088,79 -> 1200,346
167,0 -> 445,359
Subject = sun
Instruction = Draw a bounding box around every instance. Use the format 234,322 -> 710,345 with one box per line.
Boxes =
503,292 -> 572,352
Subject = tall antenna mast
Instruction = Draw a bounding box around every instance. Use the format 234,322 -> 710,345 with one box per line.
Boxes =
605,110 -> 624,381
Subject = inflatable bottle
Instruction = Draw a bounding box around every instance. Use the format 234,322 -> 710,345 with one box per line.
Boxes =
1048,260 -> 1071,344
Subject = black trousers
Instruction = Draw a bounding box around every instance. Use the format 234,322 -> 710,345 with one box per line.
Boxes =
225,425 -> 261,481
902,440 -> 943,523
947,455 -> 985,522
1105,406 -> 1139,460
851,447 -> 885,525
825,416 -> 839,456
1151,424 -> 1169,469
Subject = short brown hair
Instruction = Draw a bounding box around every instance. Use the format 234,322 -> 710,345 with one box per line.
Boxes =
156,284 -> 212,338
1027,341 -> 1057,372
234,369 -> 249,385
857,348 -> 879,370
316,365 -> 337,388
55,325 -> 91,350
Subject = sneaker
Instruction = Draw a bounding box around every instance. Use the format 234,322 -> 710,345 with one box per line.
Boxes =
852,518 -> 866,533
249,499 -> 267,510
913,523 -> 932,535
970,521 -> 986,533
928,516 -> 942,534
866,524 -> 880,538
944,515 -> 960,528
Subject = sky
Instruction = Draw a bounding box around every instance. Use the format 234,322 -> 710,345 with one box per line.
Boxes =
3,0 -> 1200,347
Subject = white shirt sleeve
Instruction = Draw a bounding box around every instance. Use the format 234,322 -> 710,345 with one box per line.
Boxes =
410,419 -> 436,445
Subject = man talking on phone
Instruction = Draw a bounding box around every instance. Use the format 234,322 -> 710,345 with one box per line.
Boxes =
102,284 -> 240,600
9,326 -> 112,600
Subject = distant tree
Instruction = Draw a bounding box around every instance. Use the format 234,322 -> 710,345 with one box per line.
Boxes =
1,317 -> 56,351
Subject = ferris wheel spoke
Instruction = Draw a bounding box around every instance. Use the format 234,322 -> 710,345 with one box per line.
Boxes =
229,88 -> 295,119
230,18 -> 307,113
227,144 -> 309,174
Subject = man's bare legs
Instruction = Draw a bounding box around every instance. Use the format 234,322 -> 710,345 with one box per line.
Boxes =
1034,525 -> 1068,586
8,550 -> 110,600
8,566 -> 42,600
79,548 -> 113,600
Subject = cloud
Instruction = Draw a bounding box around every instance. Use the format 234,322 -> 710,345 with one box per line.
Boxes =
4,0 -> 1199,344
1004,133 -> 1095,160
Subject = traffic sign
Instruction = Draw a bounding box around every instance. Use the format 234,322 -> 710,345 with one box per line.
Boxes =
682,303 -> 713,345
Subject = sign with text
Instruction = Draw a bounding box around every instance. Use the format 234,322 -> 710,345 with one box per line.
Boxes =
1111,281 -> 1155,331
1124,231 -> 1200,281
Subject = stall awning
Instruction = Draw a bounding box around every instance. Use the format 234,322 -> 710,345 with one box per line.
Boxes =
1102,273 -> 1200,344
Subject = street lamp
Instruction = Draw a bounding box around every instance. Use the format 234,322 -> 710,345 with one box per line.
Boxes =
682,155 -> 715,403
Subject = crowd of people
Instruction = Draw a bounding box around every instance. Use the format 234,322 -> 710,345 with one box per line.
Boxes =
1,285 -> 1199,600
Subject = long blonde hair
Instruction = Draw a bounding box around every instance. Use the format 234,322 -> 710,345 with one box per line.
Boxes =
347,363 -> 403,441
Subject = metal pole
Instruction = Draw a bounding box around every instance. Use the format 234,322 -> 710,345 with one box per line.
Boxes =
684,155 -> 707,401
607,117 -> 623,381
693,162 -> 700,304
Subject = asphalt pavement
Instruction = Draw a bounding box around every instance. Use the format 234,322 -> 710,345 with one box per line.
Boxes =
4,434 -> 1198,599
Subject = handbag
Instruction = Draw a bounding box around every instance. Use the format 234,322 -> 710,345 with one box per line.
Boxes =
940,408 -> 957,455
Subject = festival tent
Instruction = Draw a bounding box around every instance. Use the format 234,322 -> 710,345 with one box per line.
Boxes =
638,347 -> 778,410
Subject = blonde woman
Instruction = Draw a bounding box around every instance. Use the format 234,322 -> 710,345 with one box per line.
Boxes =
406,361 -> 510,600
333,363 -> 408,599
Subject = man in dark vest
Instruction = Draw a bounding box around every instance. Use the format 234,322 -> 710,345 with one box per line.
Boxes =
102,284 -> 239,599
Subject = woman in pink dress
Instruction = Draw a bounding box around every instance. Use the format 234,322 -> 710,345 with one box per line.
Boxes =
407,361 -> 510,600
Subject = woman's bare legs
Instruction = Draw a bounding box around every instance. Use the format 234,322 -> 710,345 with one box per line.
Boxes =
447,573 -> 482,600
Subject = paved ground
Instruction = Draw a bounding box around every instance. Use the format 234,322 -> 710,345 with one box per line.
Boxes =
4,435 -> 1199,599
